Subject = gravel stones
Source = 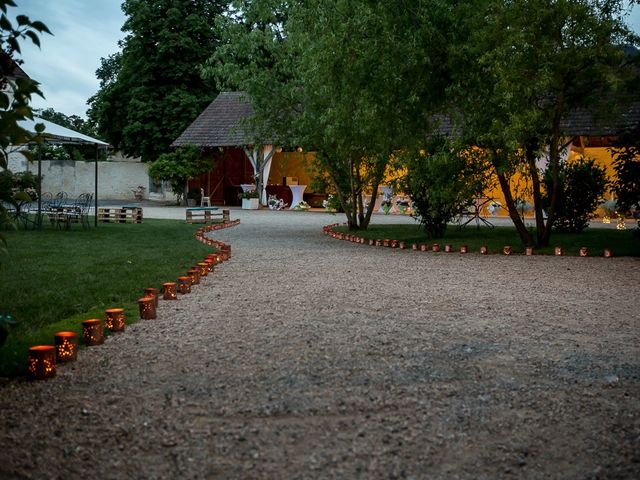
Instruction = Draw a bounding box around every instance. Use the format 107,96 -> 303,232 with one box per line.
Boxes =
0,210 -> 638,479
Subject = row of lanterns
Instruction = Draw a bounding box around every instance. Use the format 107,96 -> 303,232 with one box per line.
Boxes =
27,220 -> 239,381
323,223 -> 613,258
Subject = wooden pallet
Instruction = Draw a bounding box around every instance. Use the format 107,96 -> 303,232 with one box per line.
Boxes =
186,207 -> 230,224
98,207 -> 143,224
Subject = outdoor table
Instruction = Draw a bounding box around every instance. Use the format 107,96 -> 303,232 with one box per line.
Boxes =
289,184 -> 307,209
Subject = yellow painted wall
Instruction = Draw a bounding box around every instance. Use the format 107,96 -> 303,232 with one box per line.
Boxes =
482,144 -> 622,218
267,151 -> 316,189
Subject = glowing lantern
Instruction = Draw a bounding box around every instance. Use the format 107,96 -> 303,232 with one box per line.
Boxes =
188,268 -> 200,285
82,319 -> 104,346
54,332 -> 78,362
460,245 -> 468,254
383,239 -> 390,247
554,246 -> 563,256
105,308 -> 126,332
420,244 -> 428,252
178,276 -> 192,294
163,282 -> 177,300
480,246 -> 488,255
391,240 -> 398,248
375,240 -> 382,247
399,241 -> 407,249
198,262 -> 208,276
28,346 -> 56,380
603,248 -> 613,258
579,247 -> 589,257
412,243 -> 418,251
525,246 -> 534,256
144,288 -> 159,307
138,297 -> 156,320
503,246 -> 512,255
432,244 -> 440,252
444,244 -> 453,253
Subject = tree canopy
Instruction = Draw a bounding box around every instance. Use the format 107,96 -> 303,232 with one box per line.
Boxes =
87,0 -> 228,162
205,0 -> 454,229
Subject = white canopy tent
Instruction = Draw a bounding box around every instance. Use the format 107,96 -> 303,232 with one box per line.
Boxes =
17,116 -> 110,228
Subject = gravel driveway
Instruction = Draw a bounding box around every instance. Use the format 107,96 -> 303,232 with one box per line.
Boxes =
1,210 -> 638,479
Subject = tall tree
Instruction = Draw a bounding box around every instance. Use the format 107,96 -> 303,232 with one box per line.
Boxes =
206,0 -> 452,229
87,0 -> 228,162
449,0 -> 638,246
36,107 -> 96,137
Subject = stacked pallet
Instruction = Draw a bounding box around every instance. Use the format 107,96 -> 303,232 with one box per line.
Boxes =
97,207 -> 143,224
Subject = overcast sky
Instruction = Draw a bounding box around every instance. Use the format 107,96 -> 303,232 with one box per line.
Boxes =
13,1 -> 640,120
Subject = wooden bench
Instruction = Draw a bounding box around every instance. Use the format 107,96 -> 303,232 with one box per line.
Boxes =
98,206 -> 143,224
186,207 -> 230,224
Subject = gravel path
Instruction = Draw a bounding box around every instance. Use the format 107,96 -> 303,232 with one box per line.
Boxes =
1,210 -> 639,479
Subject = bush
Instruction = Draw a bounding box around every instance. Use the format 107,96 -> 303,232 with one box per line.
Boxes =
402,141 -> 485,238
543,157 -> 608,233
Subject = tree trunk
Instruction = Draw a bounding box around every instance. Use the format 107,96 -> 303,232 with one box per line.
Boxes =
495,171 -> 534,245
525,143 -> 546,245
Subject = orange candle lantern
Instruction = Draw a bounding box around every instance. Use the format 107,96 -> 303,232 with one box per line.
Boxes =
138,297 -> 156,320
163,282 -> 177,300
28,345 -> 56,380
444,244 -> 453,253
432,244 -> 440,252
375,240 -> 382,247
579,246 -> 589,257
420,244 -> 428,252
460,245 -> 468,254
54,331 -> 78,362
391,239 -> 398,248
603,248 -> 613,258
178,276 -> 191,294
105,308 -> 125,332
188,268 -> 200,285
525,246 -> 534,256
144,288 -> 159,307
412,243 -> 418,251
82,319 -> 104,346
554,246 -> 563,256
383,239 -> 390,247
399,241 -> 407,249
205,258 -> 215,272
480,246 -> 488,255
369,239 -> 375,246
198,262 -> 208,277
503,246 -> 512,255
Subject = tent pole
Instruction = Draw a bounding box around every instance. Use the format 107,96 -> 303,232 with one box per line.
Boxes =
94,145 -> 98,228
37,148 -> 42,230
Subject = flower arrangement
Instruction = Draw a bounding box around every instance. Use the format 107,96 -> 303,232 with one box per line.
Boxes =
381,191 -> 393,214
293,200 -> 311,211
487,200 -> 502,217
268,194 -> 287,210
322,194 -> 341,213
241,190 -> 260,199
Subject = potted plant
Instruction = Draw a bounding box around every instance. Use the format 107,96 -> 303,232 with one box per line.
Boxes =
187,187 -> 202,207
241,190 -> 260,209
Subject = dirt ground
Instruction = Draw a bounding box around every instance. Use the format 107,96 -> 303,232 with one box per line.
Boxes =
0,210 -> 638,479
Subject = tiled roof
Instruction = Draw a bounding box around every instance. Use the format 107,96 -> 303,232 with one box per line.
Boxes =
559,101 -> 640,136
172,92 -> 256,147
433,101 -> 640,138
175,92 -> 639,148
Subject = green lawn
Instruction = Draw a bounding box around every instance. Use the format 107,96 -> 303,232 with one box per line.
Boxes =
334,224 -> 640,256
0,219 -> 213,376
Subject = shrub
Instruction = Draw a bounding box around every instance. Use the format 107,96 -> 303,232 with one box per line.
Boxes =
402,141 -> 485,238
543,157 -> 608,233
